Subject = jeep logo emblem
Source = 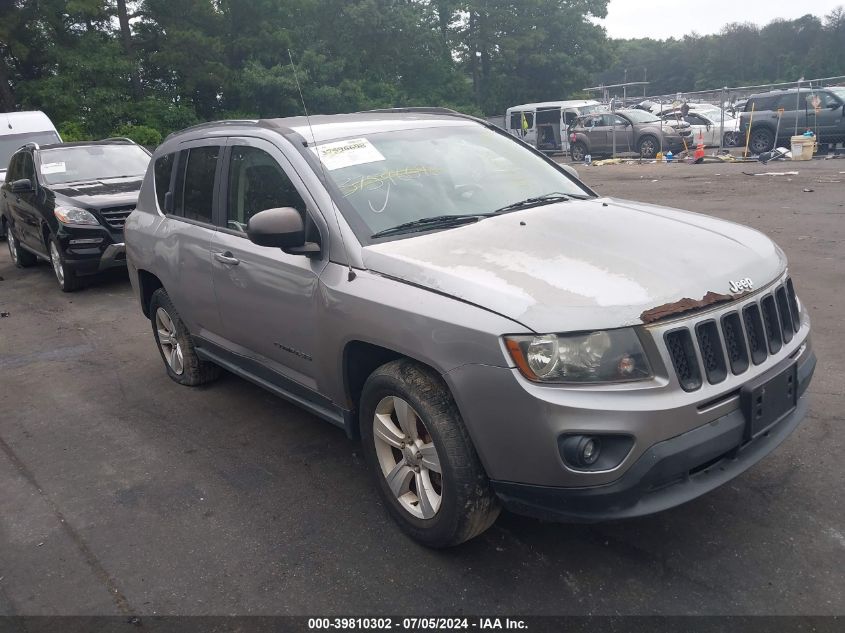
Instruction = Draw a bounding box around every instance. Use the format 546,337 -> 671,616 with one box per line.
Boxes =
729,278 -> 754,294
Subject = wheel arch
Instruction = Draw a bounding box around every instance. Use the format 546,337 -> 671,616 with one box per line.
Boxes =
342,340 -> 449,439
137,269 -> 164,319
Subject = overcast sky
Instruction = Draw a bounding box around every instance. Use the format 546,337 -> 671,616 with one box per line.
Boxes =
598,0 -> 844,39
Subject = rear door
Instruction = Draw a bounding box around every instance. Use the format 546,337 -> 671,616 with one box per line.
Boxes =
210,137 -> 328,392
162,139 -> 225,338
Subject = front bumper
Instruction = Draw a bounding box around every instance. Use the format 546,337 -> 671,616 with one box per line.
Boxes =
492,350 -> 815,522
57,226 -> 127,276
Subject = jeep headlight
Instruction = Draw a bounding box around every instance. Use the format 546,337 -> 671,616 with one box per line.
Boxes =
54,206 -> 100,226
505,329 -> 652,384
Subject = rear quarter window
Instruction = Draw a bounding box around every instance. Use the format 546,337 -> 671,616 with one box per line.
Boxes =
154,153 -> 175,212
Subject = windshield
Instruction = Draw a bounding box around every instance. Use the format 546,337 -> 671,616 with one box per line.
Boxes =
618,110 -> 660,124
0,131 -> 61,169
315,125 -> 592,241
829,87 -> 845,101
38,144 -> 150,185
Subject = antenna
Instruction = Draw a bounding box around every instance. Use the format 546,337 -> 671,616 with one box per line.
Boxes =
287,49 -> 356,282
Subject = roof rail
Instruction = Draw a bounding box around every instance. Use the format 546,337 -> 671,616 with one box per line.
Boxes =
361,107 -> 461,116
162,119 -> 259,142
100,137 -> 137,144
15,142 -> 40,152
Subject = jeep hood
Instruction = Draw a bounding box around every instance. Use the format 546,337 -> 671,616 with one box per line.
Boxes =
362,198 -> 786,333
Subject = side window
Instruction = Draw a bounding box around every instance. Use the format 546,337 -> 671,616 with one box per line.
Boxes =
174,146 -> 219,224
226,146 -> 305,233
686,114 -> 707,126
154,153 -> 175,212
509,111 -> 534,131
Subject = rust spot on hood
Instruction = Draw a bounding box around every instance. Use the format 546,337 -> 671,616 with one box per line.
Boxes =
640,291 -> 736,324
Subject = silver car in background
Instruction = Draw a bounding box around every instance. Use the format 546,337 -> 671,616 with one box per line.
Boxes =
125,109 -> 815,547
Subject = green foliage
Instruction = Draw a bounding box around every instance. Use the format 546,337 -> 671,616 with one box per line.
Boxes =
595,9 -> 845,97
3,0 -> 840,137
111,124 -> 163,146
58,121 -> 92,142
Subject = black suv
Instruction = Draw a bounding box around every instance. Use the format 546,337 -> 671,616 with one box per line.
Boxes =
740,87 -> 845,154
1,139 -> 151,291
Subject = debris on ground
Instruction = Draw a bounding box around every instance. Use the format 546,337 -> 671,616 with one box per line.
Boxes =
0,312 -> 9,318
743,171 -> 800,177
803,188 -> 815,193
592,158 -> 625,166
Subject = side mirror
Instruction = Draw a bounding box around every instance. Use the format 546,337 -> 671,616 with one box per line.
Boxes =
560,164 -> 580,180
247,207 -> 320,256
10,179 -> 33,193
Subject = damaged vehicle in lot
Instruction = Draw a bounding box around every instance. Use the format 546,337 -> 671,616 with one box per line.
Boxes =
569,110 -> 689,161
125,109 -> 815,547
2,138 -> 151,291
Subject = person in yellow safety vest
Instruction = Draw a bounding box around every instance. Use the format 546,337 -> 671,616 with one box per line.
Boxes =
521,112 -> 529,137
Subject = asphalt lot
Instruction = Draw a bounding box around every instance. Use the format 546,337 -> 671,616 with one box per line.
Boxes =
1,159 -> 843,616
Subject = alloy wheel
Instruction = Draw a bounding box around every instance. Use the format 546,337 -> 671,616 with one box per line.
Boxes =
372,395 -> 443,520
641,138 -> 657,157
8,232 -> 17,261
155,307 -> 185,375
49,241 -> 64,286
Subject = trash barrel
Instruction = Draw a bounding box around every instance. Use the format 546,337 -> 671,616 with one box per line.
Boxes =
791,136 -> 815,161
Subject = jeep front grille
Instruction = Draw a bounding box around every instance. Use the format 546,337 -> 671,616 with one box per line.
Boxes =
98,205 -> 135,230
662,279 -> 801,392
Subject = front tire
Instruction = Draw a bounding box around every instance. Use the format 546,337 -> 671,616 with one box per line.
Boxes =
360,359 -> 500,548
49,237 -> 80,291
149,288 -> 222,386
638,135 -> 660,159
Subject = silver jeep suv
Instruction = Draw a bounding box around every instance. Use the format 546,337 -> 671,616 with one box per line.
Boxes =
125,109 -> 815,547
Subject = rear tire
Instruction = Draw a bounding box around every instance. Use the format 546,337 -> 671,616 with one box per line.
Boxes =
360,359 -> 500,548
749,128 -> 775,154
6,226 -> 37,268
570,142 -> 587,163
149,288 -> 222,386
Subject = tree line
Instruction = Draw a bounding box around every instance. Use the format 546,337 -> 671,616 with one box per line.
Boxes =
0,1 -> 842,145
596,9 -> 845,98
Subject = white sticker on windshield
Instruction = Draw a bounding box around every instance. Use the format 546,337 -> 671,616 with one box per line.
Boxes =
311,138 -> 385,171
40,162 -> 67,175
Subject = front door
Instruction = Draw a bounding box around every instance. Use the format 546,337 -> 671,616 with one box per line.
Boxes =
210,137 -> 327,392
9,151 -> 43,252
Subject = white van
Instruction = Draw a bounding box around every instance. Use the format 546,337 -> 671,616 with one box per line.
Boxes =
1,111 -> 61,180
505,100 -> 605,154
0,111 -> 61,238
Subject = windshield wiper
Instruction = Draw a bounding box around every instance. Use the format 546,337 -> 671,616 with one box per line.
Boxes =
371,214 -> 487,239
491,192 -> 577,214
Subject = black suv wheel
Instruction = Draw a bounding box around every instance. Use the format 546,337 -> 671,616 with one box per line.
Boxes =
6,226 -> 38,268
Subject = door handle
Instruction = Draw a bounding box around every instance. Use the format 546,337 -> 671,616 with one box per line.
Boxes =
214,251 -> 240,266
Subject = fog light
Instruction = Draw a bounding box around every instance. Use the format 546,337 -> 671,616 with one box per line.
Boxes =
580,437 -> 600,466
69,238 -> 104,245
